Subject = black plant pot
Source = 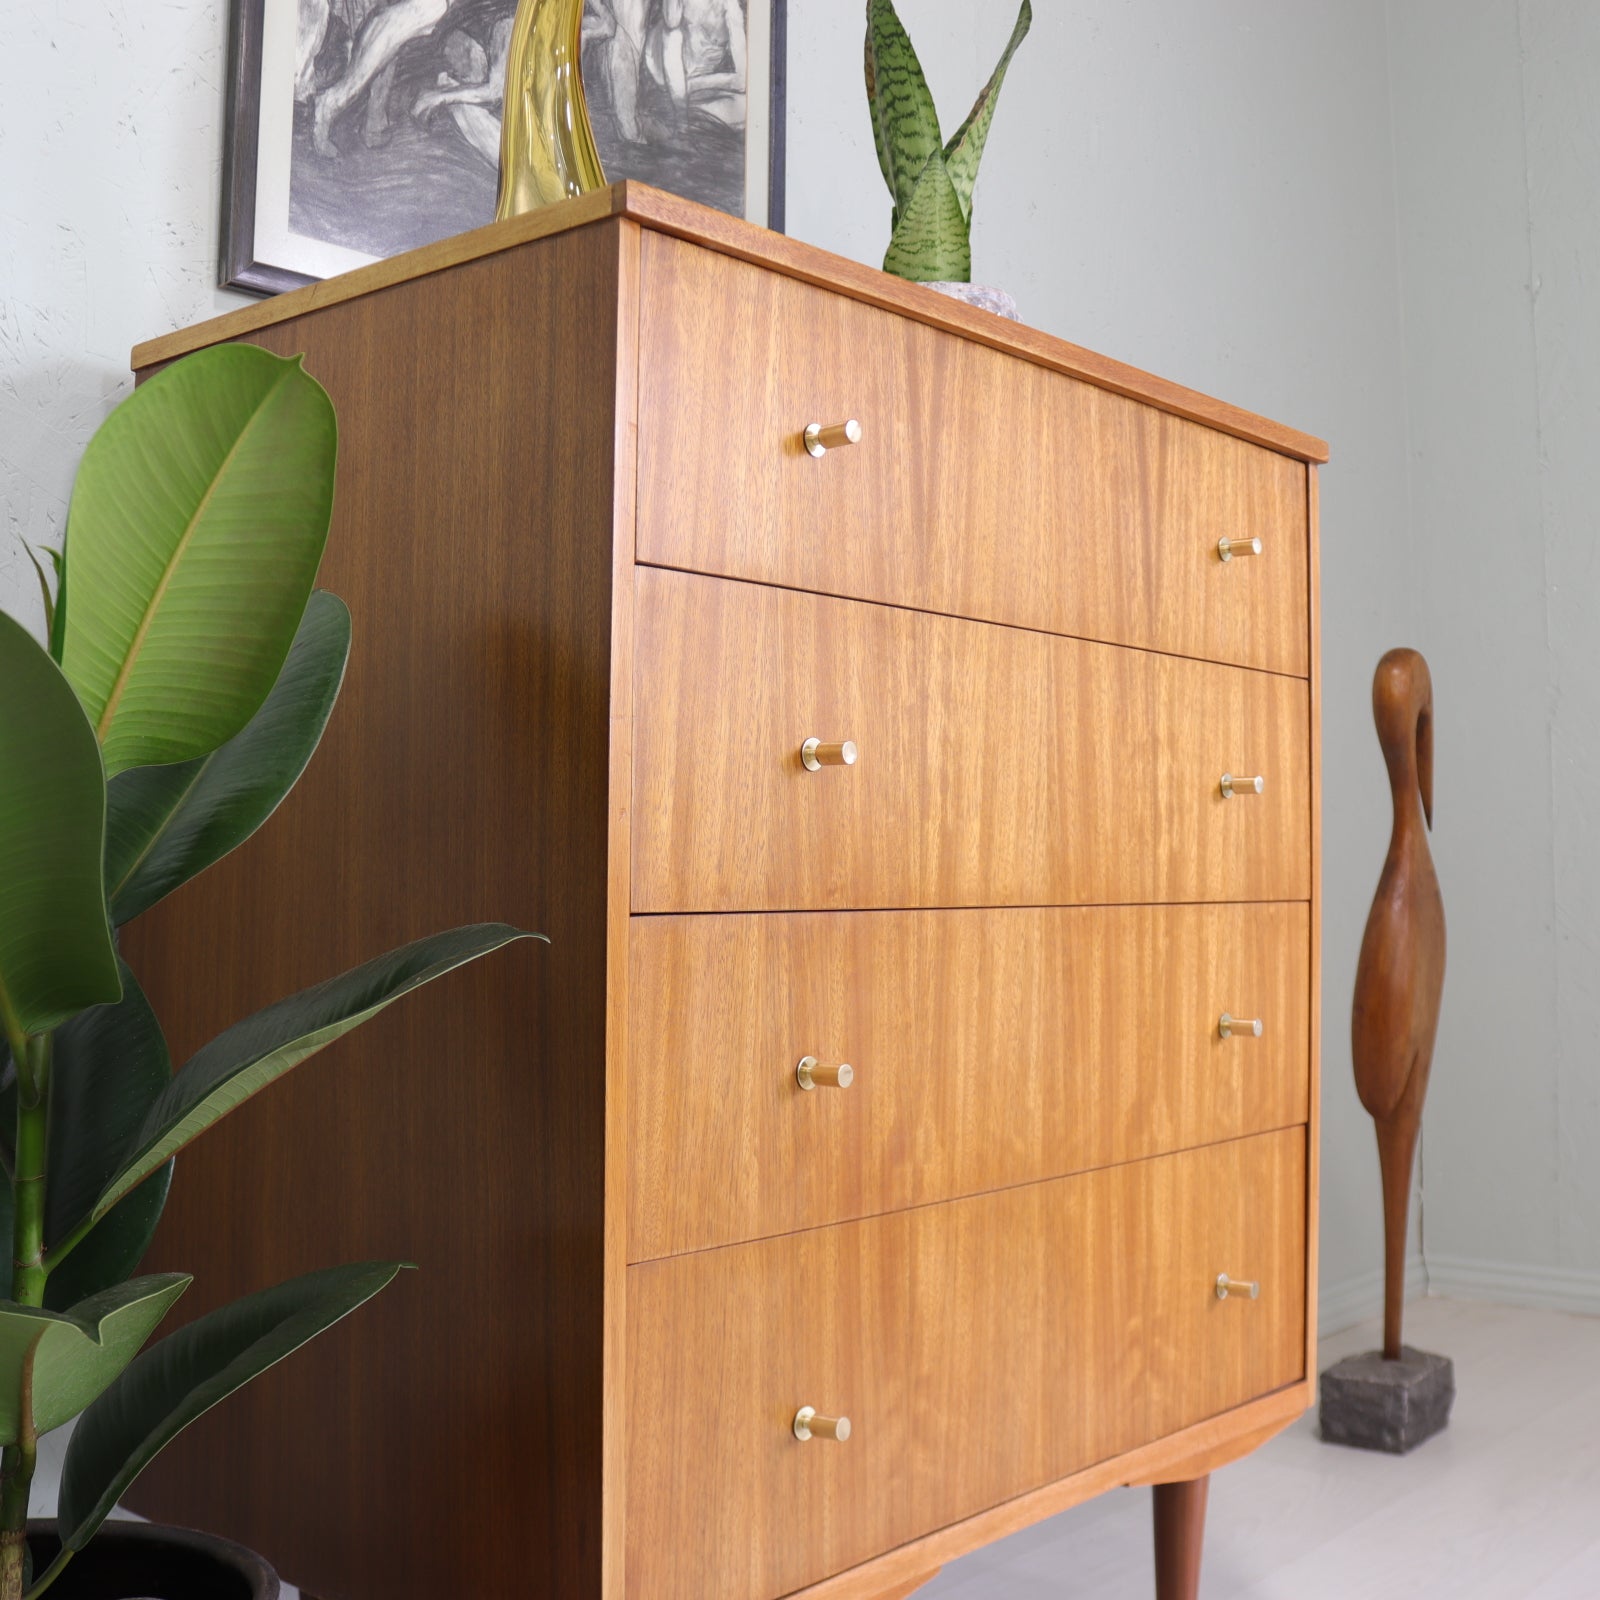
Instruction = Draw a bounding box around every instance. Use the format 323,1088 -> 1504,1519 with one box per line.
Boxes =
25,1521 -> 279,1599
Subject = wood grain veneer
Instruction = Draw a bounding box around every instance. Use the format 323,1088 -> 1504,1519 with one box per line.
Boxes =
638,234 -> 1310,678
788,1382 -> 1310,1600
632,568 -> 1311,912
1305,465 -> 1324,1386
131,185 -> 1328,466
629,903 -> 1310,1259
122,196 -> 1321,1600
121,221 -> 634,1599
626,1129 -> 1305,1600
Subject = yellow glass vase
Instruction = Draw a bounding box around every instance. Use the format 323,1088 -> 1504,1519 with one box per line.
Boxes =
496,0 -> 608,219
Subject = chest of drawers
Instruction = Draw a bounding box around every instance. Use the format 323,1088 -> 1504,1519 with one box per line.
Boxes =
124,183 -> 1325,1600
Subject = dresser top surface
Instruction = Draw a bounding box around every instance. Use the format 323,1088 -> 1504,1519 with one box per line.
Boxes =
132,181 -> 1328,464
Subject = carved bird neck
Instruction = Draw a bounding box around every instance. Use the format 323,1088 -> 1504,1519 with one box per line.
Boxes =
1372,646 -> 1435,872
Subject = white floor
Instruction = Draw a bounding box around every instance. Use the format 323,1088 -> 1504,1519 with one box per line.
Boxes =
922,1299 -> 1600,1599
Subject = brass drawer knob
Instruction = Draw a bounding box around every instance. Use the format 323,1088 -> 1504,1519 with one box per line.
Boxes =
1220,773 -> 1264,799
802,738 -> 858,772
797,1057 -> 854,1091
793,1406 -> 851,1442
804,419 -> 863,458
1215,1273 -> 1260,1301
1218,1013 -> 1263,1040
1217,536 -> 1262,562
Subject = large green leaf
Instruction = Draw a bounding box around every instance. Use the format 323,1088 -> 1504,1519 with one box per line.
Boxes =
79,925 -> 540,1227
0,613 -> 121,1041
42,963 -> 175,1311
105,590 -> 351,926
0,965 -> 175,1307
60,345 -> 337,777
942,0 -> 1032,223
864,0 -> 944,225
57,1263 -> 402,1552
0,1275 -> 189,1445
883,148 -> 972,282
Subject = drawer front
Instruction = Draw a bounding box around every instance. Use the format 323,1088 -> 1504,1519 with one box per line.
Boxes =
632,568 -> 1311,912
637,234 -> 1310,677
629,903 -> 1311,1260
626,1130 -> 1306,1600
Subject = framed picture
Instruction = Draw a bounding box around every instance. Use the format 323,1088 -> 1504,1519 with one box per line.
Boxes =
222,0 -> 788,295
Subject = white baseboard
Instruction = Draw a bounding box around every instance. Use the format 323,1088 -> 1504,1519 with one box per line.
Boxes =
1317,1255 -> 1428,1335
1319,1254 -> 1600,1333
1422,1254 -> 1600,1317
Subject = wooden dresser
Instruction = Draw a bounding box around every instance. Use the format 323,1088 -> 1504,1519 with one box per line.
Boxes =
123,184 -> 1325,1600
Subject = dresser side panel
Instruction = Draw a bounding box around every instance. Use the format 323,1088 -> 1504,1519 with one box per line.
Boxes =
120,223 -> 632,1599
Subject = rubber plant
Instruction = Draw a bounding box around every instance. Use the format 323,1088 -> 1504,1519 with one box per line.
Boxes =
864,0 -> 1032,282
0,345 -> 539,1599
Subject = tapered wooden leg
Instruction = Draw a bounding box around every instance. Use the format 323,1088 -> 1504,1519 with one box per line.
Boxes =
1375,1111 -> 1420,1361
1153,1475 -> 1209,1600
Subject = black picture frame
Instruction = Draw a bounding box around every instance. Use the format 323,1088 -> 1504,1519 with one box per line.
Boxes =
221,0 -> 788,297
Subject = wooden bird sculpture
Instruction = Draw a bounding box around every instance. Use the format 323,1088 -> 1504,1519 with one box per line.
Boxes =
1352,648 -> 1446,1363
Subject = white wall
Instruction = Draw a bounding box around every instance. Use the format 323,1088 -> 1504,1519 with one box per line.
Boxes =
0,0 -> 249,643
17,0 -> 1571,1327
1389,0 -> 1600,1313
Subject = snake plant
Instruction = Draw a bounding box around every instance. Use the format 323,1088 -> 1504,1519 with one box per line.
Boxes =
0,346 -> 539,1599
865,0 -> 1033,283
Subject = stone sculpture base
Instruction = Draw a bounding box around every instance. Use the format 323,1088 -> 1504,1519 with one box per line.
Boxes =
1319,1346 -> 1455,1454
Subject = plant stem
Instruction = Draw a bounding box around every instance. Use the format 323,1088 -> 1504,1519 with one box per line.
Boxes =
0,1035 -> 50,1600
11,1037 -> 50,1308
0,1345 -> 39,1600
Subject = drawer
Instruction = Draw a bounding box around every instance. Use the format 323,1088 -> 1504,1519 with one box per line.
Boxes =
629,904 -> 1311,1259
637,234 -> 1310,677
626,1130 -> 1306,1600
632,568 -> 1311,913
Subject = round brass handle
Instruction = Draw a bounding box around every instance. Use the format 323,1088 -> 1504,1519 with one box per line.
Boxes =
804,419 -> 863,458
797,1057 -> 854,1091
1218,536 -> 1262,562
1215,1273 -> 1260,1301
1220,773 -> 1264,799
793,1406 -> 851,1442
802,739 -> 858,772
1219,1013 -> 1263,1040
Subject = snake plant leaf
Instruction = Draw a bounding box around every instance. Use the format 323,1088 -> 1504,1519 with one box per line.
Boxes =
942,0 -> 1032,224
57,1262 -> 403,1552
82,925 -> 541,1225
865,0 -> 944,224
0,612 -> 121,1041
60,345 -> 337,777
0,1275 -> 190,1445
105,590 -> 352,927
883,148 -> 972,283
42,963 -> 175,1311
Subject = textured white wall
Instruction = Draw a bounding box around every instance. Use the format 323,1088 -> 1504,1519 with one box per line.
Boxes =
0,0 -> 249,641
1389,0 -> 1600,1311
